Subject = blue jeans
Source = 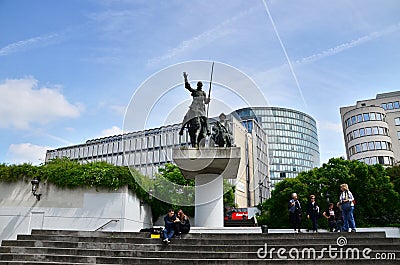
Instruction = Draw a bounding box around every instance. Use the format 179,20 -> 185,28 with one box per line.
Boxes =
163,227 -> 174,240
342,206 -> 356,231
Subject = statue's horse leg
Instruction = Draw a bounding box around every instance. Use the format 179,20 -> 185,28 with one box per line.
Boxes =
187,118 -> 200,148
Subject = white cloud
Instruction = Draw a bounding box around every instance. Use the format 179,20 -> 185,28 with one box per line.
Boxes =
0,77 -> 82,129
97,126 -> 123,138
5,143 -> 51,165
0,33 -> 60,56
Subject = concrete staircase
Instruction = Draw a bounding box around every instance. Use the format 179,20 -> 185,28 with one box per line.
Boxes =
1,229 -> 399,264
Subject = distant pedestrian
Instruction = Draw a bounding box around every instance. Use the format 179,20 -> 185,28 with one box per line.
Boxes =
306,194 -> 320,233
288,193 -> 302,233
339,184 -> 356,233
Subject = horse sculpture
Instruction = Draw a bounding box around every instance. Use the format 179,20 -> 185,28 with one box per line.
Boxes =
181,116 -> 208,148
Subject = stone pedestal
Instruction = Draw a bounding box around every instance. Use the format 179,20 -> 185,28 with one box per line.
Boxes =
195,174 -> 223,227
173,147 -> 240,227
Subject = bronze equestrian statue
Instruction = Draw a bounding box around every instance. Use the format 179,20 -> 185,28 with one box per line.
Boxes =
179,72 -> 210,148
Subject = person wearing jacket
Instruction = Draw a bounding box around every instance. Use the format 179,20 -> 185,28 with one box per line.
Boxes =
306,194 -> 320,233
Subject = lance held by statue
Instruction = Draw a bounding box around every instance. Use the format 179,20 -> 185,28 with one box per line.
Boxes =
178,72 -> 210,148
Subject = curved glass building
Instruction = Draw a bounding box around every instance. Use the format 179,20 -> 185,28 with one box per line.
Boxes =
233,107 -> 320,188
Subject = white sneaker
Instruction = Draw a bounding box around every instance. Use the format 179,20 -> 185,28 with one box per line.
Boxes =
163,238 -> 168,242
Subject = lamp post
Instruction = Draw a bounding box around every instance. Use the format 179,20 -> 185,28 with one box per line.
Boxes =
31,177 -> 42,201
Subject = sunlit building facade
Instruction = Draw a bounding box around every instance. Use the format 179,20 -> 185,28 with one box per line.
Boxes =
340,91 -> 400,165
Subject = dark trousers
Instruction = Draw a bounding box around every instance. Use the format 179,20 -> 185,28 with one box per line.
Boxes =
174,222 -> 190,234
310,215 -> 318,232
328,219 -> 342,232
289,212 -> 301,231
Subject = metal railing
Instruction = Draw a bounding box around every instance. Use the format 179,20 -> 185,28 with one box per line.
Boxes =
94,219 -> 120,231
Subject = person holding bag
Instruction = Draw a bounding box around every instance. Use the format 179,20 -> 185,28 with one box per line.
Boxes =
339,183 -> 356,233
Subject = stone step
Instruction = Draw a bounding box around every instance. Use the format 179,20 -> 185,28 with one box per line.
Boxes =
1,245 -> 399,259
0,253 -> 399,264
16,234 -> 396,246
0,260 -> 398,265
2,240 -> 399,252
30,229 -> 387,239
1,230 -> 398,265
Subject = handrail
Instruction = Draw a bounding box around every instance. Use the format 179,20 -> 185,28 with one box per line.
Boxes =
94,219 -> 120,231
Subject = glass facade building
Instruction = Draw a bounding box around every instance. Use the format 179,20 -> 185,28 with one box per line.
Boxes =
233,107 -> 320,189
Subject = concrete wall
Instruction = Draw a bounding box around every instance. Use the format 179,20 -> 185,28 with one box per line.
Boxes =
0,181 -> 152,241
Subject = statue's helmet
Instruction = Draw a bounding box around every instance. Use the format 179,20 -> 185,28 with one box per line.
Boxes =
219,113 -> 226,121
197,81 -> 203,90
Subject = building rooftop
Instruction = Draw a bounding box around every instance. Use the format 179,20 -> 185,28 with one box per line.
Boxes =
376,91 -> 400,99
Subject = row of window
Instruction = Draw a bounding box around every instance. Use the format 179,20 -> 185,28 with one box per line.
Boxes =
347,126 -> 389,142
261,116 -> 317,131
349,141 -> 392,156
256,109 -> 317,127
358,156 -> 394,166
270,160 -> 314,170
270,157 -> 313,167
270,150 -> 313,161
269,143 -> 317,154
49,131 -> 191,160
268,136 -> 319,151
381,101 -> 400,110
264,124 -> 318,139
263,123 -> 318,140
345,112 -> 385,128
265,129 -> 318,144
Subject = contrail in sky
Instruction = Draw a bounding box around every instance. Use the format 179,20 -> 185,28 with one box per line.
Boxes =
0,33 -> 60,56
295,22 -> 400,65
262,0 -> 308,108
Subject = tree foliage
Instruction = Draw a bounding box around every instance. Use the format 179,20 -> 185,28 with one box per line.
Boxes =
258,158 -> 400,228
386,165 -> 400,195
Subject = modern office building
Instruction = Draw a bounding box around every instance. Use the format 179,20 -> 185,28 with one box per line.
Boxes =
46,114 -> 270,207
340,91 -> 400,165
233,107 -> 320,189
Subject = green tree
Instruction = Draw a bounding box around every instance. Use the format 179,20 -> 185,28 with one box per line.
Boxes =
258,158 -> 400,228
386,165 -> 400,195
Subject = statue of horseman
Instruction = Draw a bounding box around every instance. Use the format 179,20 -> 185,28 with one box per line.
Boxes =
179,72 -> 210,148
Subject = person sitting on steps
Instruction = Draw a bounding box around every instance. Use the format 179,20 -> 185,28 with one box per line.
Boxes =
163,209 -> 180,244
174,209 -> 191,237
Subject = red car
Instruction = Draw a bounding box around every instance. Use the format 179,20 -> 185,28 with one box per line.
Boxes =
224,208 -> 248,220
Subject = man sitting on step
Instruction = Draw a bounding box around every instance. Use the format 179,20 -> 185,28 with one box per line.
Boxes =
163,209 -> 180,244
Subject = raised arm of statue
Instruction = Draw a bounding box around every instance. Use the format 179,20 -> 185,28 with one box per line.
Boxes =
183,72 -> 195,92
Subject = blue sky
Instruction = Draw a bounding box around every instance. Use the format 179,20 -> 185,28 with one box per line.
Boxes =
1,0 -> 399,165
